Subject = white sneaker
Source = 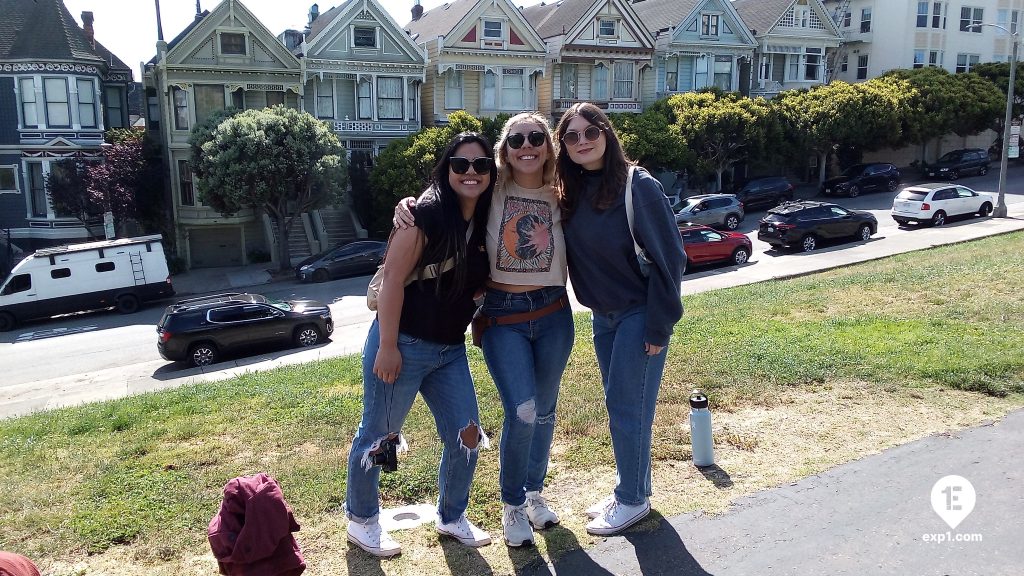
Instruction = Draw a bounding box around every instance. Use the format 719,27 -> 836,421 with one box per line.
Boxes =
502,504 -> 535,547
437,515 -> 492,547
585,494 -> 615,519
347,520 -> 401,557
585,498 -> 651,536
525,491 -> 560,529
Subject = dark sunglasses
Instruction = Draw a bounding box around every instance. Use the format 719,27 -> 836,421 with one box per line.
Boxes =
562,125 -> 603,146
449,156 -> 493,175
507,130 -> 547,149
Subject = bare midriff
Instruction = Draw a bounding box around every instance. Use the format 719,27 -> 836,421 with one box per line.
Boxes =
486,280 -> 546,293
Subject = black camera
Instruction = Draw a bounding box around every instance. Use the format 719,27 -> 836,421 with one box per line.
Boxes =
372,438 -> 399,472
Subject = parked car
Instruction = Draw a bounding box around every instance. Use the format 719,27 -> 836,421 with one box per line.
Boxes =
758,200 -> 877,252
157,293 -> 333,367
674,194 -> 745,230
294,240 -> 386,283
891,183 -> 994,226
922,148 -> 990,180
678,224 -> 752,270
733,177 -> 795,210
820,163 -> 901,198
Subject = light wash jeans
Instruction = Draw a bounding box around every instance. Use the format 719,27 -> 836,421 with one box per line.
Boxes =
592,305 -> 668,507
481,286 -> 574,506
346,319 -> 486,525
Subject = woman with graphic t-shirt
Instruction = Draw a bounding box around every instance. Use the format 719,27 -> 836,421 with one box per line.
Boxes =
394,112 -> 572,548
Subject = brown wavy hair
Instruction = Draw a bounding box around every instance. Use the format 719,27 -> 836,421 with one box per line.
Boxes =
554,102 -> 630,216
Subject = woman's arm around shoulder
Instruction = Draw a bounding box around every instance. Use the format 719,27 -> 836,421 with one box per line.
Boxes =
373,225 -> 424,384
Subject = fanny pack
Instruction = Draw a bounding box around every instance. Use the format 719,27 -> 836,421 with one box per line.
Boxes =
471,295 -> 570,347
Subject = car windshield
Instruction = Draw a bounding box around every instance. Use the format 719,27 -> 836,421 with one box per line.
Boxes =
897,190 -> 929,200
266,297 -> 291,312
842,165 -> 867,177
938,152 -> 962,162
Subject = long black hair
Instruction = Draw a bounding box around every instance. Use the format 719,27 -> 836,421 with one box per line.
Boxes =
554,102 -> 631,216
412,131 -> 496,299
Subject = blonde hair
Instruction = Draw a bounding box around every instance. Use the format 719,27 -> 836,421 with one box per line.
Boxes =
494,112 -> 557,188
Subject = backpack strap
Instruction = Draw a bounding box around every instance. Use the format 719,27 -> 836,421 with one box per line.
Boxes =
624,165 -> 643,259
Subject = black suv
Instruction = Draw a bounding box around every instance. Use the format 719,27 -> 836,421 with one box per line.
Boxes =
923,148 -> 990,180
734,177 -> 795,210
820,163 -> 900,198
157,293 -> 333,367
758,201 -> 877,252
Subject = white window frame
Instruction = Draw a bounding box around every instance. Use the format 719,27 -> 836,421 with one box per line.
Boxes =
357,79 -> 372,119
929,50 -> 943,66
960,7 -> 983,32
105,86 -> 124,128
483,20 -> 503,39
860,8 -> 872,33
377,77 -> 403,119
561,63 -> 578,98
316,78 -> 334,119
997,9 -> 1020,34
856,54 -> 869,79
701,13 -> 720,37
43,77 -> 71,128
353,26 -> 377,48
932,2 -> 947,29
955,53 -> 980,73
599,19 -> 618,37
171,86 -> 189,130
500,68 -> 526,111
19,77 -> 38,128
613,61 -> 634,99
695,55 -> 710,89
913,50 -> 926,68
713,56 -> 733,90
0,165 -> 19,194
76,77 -> 97,129
178,160 -> 195,207
445,70 -> 463,109
665,57 -> 678,92
917,2 -> 930,27
593,63 -> 609,100
217,30 -> 248,56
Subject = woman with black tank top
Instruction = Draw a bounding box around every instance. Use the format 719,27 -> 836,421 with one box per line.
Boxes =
345,133 -> 496,557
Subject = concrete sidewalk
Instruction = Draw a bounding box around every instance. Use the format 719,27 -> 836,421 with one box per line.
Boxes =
169,262 -> 276,297
526,409 -> 1024,575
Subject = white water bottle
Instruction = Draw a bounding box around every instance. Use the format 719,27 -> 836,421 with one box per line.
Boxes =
689,389 -> 714,467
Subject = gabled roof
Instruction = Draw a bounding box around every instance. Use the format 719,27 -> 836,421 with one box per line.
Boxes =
305,0 -> 425,62
148,11 -> 210,65
521,0 -> 594,39
732,0 -> 793,36
404,0 -> 478,42
0,0 -> 131,74
630,0 -> 703,36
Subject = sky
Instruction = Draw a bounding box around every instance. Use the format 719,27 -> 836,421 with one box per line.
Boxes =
60,0 -> 545,79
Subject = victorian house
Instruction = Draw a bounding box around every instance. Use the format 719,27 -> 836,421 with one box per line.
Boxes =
631,0 -> 757,105
0,0 -> 132,255
143,0 -> 303,269
732,0 -> 842,98
523,0 -> 655,123
404,0 -> 548,124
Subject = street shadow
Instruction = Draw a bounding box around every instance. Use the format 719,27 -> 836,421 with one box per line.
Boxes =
150,339 -> 332,378
506,540 -> 553,575
624,510 -> 716,576
344,546 -> 388,576
439,534 -> 493,576
698,464 -> 734,489
523,524 -> 615,576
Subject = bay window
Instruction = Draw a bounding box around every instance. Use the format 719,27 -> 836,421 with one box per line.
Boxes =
77,78 -> 96,128
20,78 -> 38,127
44,78 -> 71,127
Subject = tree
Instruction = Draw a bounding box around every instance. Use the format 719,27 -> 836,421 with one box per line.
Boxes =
609,107 -> 692,173
971,61 -> 1024,120
190,107 -> 348,272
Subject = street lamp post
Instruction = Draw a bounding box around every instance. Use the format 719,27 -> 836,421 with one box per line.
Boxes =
971,23 -> 1018,218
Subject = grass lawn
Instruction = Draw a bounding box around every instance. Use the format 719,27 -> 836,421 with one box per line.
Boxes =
1,232 -> 1023,576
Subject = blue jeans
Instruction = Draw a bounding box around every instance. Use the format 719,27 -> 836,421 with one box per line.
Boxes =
481,286 -> 574,506
346,319 -> 486,525
592,305 -> 668,507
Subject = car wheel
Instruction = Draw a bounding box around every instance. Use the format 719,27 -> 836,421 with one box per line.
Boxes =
932,211 -> 947,226
312,268 -> 329,283
887,179 -> 898,192
949,169 -> 959,181
848,185 -> 860,198
724,214 -> 741,230
732,247 -> 750,265
978,202 -> 993,217
188,342 -> 219,367
979,166 -> 988,176
858,224 -> 872,242
116,294 -> 140,314
0,311 -> 15,332
294,324 -> 322,347
801,234 -> 818,252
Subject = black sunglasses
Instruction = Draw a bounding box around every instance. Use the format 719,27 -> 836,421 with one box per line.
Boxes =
507,130 -> 547,149
562,125 -> 603,146
450,156 -> 493,175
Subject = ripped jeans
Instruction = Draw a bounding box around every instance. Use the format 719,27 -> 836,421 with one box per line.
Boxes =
482,286 -> 574,506
346,319 -> 487,525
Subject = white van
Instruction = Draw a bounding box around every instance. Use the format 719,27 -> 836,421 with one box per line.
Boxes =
0,235 -> 175,331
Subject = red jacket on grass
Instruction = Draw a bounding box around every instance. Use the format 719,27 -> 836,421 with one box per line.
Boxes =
0,552 -> 40,576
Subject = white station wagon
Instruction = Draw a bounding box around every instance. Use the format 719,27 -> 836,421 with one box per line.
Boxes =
891,183 -> 994,226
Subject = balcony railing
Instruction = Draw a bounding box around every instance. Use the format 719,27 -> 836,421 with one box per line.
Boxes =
329,120 -> 420,137
552,99 -> 642,113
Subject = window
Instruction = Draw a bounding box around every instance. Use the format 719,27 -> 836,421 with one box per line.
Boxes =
50,268 -> 71,279
561,64 -> 578,98
483,71 -> 497,109
76,78 -> 96,128
599,19 -> 616,37
146,88 -> 160,131
105,86 -> 124,128
44,78 -> 71,127
960,7 -> 983,32
354,27 -> 376,47
483,20 -> 503,39
502,69 -> 525,110
913,50 -> 926,68
231,89 -> 245,109
0,166 -> 17,193
956,53 -> 980,73
701,14 -> 719,37
266,91 -> 284,107
843,11 -> 851,27
860,8 -> 872,32
917,2 -> 929,27
796,7 -> 810,27
998,9 -> 1020,34
445,70 -> 463,109
29,163 -> 46,218
1,274 -> 31,295
220,33 -> 246,55
804,48 -> 821,81
713,56 -> 733,90
20,78 -> 38,127
665,58 -> 678,92
172,87 -> 188,130
593,63 -> 609,100
613,61 -> 633,99
95,262 -> 115,272
178,160 -> 194,206
930,50 -> 943,66
317,79 -> 334,118
695,55 -> 709,89
856,55 -> 869,79
377,77 -> 402,119
357,80 -> 372,119
193,84 -> 225,126
932,2 -> 946,28
840,53 -> 849,72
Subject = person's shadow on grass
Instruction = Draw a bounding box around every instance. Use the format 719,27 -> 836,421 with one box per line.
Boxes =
439,535 -> 493,575
344,545 -> 387,576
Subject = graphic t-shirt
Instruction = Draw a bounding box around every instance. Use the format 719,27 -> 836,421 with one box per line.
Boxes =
486,180 -> 568,286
